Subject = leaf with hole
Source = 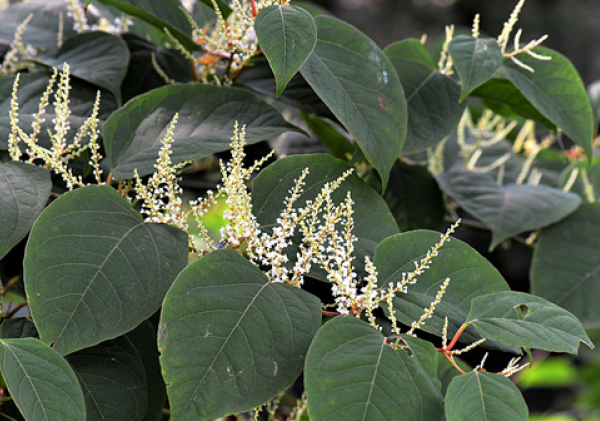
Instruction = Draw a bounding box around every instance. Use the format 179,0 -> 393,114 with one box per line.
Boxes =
255,5 -> 317,98
300,16 -> 407,190
0,337 -> 86,421
158,249 -> 322,420
0,162 -> 51,260
24,185 -> 188,355
465,291 -> 594,353
305,316 -> 443,421
103,83 -> 303,180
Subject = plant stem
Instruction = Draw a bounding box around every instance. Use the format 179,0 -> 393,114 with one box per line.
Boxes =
2,275 -> 21,296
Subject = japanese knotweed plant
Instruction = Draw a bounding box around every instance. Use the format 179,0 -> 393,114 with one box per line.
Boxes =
0,0 -> 597,420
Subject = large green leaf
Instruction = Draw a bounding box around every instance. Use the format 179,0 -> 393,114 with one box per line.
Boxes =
0,337 -> 86,421
95,0 -> 198,52
251,154 -> 399,278
23,185 -> 188,355
103,83 -> 302,180
121,33 -> 194,103
435,169 -> 581,250
385,39 -> 465,154
465,291 -> 594,353
0,72 -> 118,150
67,335 -> 147,421
448,36 -> 503,102
255,5 -> 317,98
374,230 -> 518,353
499,48 -> 594,158
0,162 -> 51,260
300,16 -> 407,191
127,322 -> 166,421
531,203 -> 600,327
159,249 -> 321,420
0,0 -> 77,49
445,371 -> 527,421
35,32 -> 130,105
305,316 -> 443,421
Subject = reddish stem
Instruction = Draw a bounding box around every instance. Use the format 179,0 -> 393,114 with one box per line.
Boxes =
436,323 -> 468,352
250,0 -> 257,17
322,310 -> 340,317
442,351 -> 466,374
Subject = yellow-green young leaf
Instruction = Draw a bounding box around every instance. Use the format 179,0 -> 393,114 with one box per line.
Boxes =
531,203 -> 600,327
466,291 -> 594,354
448,36 -> 503,102
499,47 -> 594,159
305,316 -> 443,421
255,5 -> 317,98
375,230 -> 518,354
24,185 -> 188,356
445,371 -> 528,421
385,39 -> 465,153
94,0 -> 199,52
251,154 -> 399,279
158,249 -> 322,420
35,32 -> 130,105
0,162 -> 51,260
67,335 -> 147,421
103,83 -> 303,180
300,16 -> 407,191
0,338 -> 86,421
435,169 -> 581,250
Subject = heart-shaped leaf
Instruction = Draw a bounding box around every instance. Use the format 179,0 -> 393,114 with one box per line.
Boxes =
375,230 -> 518,353
67,335 -> 147,421
465,291 -> 594,353
0,337 -> 86,421
305,316 -> 443,421
385,39 -> 465,154
531,203 -> 600,327
251,154 -> 399,278
448,36 -> 503,102
499,47 -> 594,159
103,83 -> 302,180
158,249 -> 322,420
300,16 -> 407,191
95,0 -> 199,52
255,5 -> 317,97
435,169 -> 581,250
24,185 -> 188,355
0,162 -> 51,260
445,371 -> 527,421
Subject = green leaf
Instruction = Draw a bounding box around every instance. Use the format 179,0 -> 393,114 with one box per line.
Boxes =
255,5 -> 317,98
291,1 -> 331,17
300,16 -> 407,191
448,36 -> 503,102
374,230 -> 518,353
159,249 -> 321,420
305,316 -> 443,421
0,72 -> 118,150
103,83 -> 302,180
198,0 -> 232,18
67,335 -> 147,421
251,154 -> 399,278
95,0 -> 199,52
445,371 -> 528,421
0,318 -> 38,339
0,337 -> 86,421
24,185 -> 188,355
127,322 -> 166,421
0,0 -> 78,49
499,48 -> 594,159
121,33 -> 194,103
531,203 -> 600,327
0,162 -> 51,260
35,32 -> 130,105
466,291 -> 594,353
435,169 -> 581,250
471,78 -> 555,128
298,111 -> 355,159
381,164 -> 444,231
385,39 -> 465,154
